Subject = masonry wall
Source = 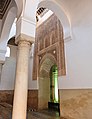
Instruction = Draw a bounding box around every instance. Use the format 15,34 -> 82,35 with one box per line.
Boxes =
58,20 -> 92,118
59,89 -> 92,119
1,5 -> 92,117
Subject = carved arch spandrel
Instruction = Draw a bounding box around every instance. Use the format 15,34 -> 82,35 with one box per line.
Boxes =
39,54 -> 56,79
32,14 -> 66,80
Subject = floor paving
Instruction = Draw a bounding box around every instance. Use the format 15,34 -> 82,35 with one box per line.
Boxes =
0,103 -> 66,119
28,109 -> 60,119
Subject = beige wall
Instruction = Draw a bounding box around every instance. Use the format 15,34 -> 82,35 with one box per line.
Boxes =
38,77 -> 50,109
59,89 -> 92,119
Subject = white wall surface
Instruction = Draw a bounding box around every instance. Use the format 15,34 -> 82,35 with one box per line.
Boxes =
0,45 -> 17,90
1,0 -> 92,90
0,44 -> 38,90
58,14 -> 92,89
9,19 -> 16,39
0,57 -> 16,90
57,0 -> 92,89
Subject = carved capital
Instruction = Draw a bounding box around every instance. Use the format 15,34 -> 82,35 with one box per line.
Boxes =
15,33 -> 35,45
18,40 -> 31,49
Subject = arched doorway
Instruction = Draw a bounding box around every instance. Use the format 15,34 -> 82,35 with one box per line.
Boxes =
38,54 -> 58,109
33,7 -> 66,116
48,64 -> 60,112
50,65 -> 58,103
38,54 -> 60,113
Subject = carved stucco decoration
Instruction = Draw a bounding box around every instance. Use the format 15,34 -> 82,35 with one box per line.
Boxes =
33,14 -> 66,80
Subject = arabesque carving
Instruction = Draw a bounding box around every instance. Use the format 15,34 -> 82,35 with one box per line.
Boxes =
33,14 -> 66,80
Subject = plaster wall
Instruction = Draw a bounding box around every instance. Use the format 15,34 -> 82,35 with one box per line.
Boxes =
38,77 -> 50,109
58,19 -> 92,89
0,0 -> 92,98
1,0 -> 92,89
0,44 -> 38,90
0,57 -> 16,90
0,45 -> 38,109
0,45 -> 17,90
35,0 -> 92,89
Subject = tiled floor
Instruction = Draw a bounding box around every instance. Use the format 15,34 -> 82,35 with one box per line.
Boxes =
0,103 -> 66,119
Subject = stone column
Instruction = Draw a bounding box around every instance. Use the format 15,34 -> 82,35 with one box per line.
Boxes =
12,35 -> 31,119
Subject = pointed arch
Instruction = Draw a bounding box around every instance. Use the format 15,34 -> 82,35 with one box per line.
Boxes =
0,7 -> 17,44
38,0 -> 72,41
14,0 -> 23,18
0,5 -> 17,62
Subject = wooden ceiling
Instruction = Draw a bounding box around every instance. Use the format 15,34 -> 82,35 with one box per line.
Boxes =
0,0 -> 11,19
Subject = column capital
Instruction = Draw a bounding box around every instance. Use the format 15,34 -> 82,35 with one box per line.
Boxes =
15,33 -> 35,45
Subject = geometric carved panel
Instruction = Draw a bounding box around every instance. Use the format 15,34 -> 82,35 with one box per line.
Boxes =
33,14 -> 66,80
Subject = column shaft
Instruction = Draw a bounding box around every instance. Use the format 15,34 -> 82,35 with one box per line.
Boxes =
12,40 -> 30,119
